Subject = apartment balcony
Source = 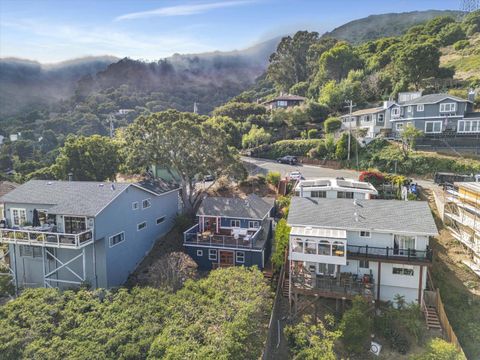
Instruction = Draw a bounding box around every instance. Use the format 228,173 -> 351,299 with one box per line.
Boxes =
291,270 -> 375,300
0,227 -> 94,249
183,223 -> 262,249
347,245 -> 433,264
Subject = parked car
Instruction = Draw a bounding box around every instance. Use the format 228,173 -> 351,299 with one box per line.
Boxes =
433,172 -> 477,186
203,174 -> 215,182
289,171 -> 303,181
277,156 -> 298,165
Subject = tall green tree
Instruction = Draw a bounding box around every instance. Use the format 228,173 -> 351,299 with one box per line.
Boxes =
125,110 -> 246,213
315,42 -> 362,83
267,31 -> 320,91
395,43 -> 441,89
54,135 -> 122,181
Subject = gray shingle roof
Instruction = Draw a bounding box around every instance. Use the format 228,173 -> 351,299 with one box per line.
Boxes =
0,181 -> 18,198
403,93 -> 469,105
341,106 -> 383,117
287,197 -> 438,235
0,180 -> 178,217
197,194 -> 274,219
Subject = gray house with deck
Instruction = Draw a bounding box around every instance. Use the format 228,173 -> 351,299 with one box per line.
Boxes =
0,180 -> 179,290
184,195 -> 274,270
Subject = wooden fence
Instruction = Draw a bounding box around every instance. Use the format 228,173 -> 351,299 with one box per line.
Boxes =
434,288 -> 465,356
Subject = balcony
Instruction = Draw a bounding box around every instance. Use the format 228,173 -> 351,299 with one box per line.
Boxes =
0,228 -> 94,249
183,223 -> 262,249
347,245 -> 432,263
291,271 -> 375,300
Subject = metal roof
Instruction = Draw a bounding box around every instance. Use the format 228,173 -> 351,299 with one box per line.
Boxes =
197,194 -> 274,219
0,180 -> 178,217
287,197 -> 438,236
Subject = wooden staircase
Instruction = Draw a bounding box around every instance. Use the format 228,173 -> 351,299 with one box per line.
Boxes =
282,274 -> 290,297
424,305 -> 441,329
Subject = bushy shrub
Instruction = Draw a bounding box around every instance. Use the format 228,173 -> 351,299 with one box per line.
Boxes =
324,117 -> 342,133
307,129 -> 319,139
358,170 -> 385,186
340,297 -> 373,354
251,139 -> 322,159
266,171 -> 281,187
271,218 -> 291,270
174,214 -> 193,231
453,39 -> 469,50
413,338 -> 466,360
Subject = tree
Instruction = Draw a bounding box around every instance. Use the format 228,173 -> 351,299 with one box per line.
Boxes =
284,315 -> 340,360
315,42 -> 362,83
267,31 -> 320,91
323,117 -> 342,134
437,23 -> 466,46
266,171 -> 281,187
212,102 -> 266,122
39,130 -> 58,153
205,116 -> 242,148
242,125 -> 272,149
271,219 -> 291,270
340,297 -> 373,354
125,110 -> 246,214
400,124 -> 423,158
413,338 -> 466,360
395,43 -> 441,89
54,135 -> 121,181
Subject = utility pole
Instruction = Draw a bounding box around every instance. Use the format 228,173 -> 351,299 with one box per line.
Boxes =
107,114 -> 115,138
344,100 -> 355,161
193,102 -> 198,114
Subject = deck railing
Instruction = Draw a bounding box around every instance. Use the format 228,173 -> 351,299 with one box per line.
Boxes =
183,223 -> 262,249
347,245 -> 432,262
0,228 -> 94,248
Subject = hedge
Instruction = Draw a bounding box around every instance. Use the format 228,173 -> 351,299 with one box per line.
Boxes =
250,139 -> 322,159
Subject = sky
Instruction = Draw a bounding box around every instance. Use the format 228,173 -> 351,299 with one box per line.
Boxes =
0,0 -> 459,63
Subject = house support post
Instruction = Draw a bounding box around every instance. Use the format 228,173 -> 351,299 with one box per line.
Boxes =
418,265 -> 424,304
377,261 -> 381,302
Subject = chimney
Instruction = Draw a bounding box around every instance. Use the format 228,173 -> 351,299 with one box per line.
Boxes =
68,173 -> 73,182
468,89 -> 476,103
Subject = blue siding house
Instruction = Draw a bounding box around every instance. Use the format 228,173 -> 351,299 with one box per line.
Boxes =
184,194 -> 274,270
0,179 -> 179,290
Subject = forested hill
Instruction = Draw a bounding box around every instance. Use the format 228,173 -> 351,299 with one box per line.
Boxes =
324,10 -> 462,44
0,56 -> 118,116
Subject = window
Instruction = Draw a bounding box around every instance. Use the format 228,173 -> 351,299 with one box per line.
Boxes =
19,245 -> 42,258
137,221 -> 147,231
318,263 -> 336,275
311,190 -> 326,198
236,251 -> 245,263
393,266 -> 414,276
248,221 -> 259,228
408,106 -> 412,112
230,219 -> 241,228
305,240 -> 317,254
337,191 -> 354,199
11,208 -> 27,226
425,121 -> 442,134
318,240 -> 331,255
64,216 -> 86,234
391,108 -> 400,117
277,100 -> 288,107
332,241 -> 345,257
132,201 -> 139,210
394,234 -> 416,255
417,104 -> 424,112
109,232 -> 125,247
142,198 -> 151,209
440,103 -> 456,113
208,249 -> 217,260
196,249 -> 203,257
292,238 -> 304,253
360,231 -> 371,238
377,114 -> 384,123
395,123 -> 404,131
458,120 -> 480,133
359,260 -> 369,269
156,216 -> 166,225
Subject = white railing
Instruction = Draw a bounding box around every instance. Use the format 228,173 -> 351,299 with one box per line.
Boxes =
0,228 -> 94,248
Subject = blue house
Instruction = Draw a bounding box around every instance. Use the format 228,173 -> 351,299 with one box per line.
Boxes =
183,194 -> 274,270
0,179 -> 179,290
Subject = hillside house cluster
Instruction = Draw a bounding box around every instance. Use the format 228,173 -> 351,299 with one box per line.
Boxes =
341,90 -> 479,140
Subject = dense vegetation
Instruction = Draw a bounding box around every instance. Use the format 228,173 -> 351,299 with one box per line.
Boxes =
0,267 -> 271,360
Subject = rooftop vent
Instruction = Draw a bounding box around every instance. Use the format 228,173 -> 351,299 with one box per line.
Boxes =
99,183 -> 104,187
46,181 -> 52,185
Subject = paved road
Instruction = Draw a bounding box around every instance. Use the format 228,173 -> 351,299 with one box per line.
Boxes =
242,156 -> 437,190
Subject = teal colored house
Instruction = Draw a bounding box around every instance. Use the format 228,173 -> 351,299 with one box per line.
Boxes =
183,194 -> 274,270
0,179 -> 180,290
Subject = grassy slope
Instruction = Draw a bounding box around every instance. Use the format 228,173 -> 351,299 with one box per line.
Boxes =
441,33 -> 480,81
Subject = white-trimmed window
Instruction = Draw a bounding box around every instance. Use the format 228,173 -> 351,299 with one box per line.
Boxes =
393,266 -> 414,276
19,245 -> 42,257
337,191 -> 354,199
425,121 -> 442,133
11,208 -> 27,226
458,120 -> 480,133
236,251 -> 245,263
137,221 -> 147,231
311,190 -> 326,198
416,104 -> 424,112
394,234 -> 416,250
395,123 -> 404,131
407,106 -> 412,113
248,221 -> 259,229
277,100 -> 288,107
208,249 -> 217,260
132,201 -> 139,210
196,249 -> 203,257
109,232 -> 125,247
391,107 -> 400,117
360,231 -> 371,238
142,198 -> 151,209
359,260 -> 369,269
440,103 -> 456,113
377,114 -> 384,123
156,216 -> 166,225
230,219 -> 241,228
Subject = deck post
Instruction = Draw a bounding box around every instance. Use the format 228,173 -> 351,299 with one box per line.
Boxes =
377,261 -> 381,302
12,244 -> 18,296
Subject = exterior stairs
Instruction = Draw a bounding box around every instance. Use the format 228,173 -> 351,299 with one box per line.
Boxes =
282,275 -> 290,297
425,305 -> 441,329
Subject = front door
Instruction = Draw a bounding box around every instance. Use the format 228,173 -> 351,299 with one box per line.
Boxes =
219,250 -> 234,267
